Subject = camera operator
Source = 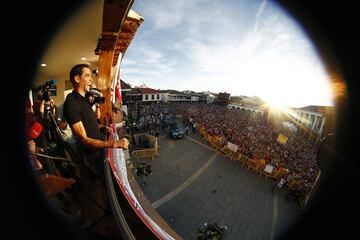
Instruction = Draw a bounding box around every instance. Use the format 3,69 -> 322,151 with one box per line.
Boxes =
25,97 -> 44,170
56,102 -> 77,146
33,80 -> 61,145
33,97 -> 54,147
64,64 -> 129,177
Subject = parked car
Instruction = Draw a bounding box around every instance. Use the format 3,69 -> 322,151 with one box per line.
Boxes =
169,124 -> 184,139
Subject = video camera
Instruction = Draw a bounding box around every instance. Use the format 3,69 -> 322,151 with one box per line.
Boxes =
36,79 -> 57,102
86,88 -> 105,105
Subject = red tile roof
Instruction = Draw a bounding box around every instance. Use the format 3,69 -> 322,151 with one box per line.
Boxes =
120,80 -> 131,90
128,88 -> 160,94
160,90 -> 183,94
298,105 -> 334,114
128,88 -> 140,94
137,88 -> 160,94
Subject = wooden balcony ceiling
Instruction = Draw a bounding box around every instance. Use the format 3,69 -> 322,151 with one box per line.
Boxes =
113,16 -> 143,66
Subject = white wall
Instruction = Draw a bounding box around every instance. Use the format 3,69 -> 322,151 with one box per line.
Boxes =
191,96 -> 199,102
161,93 -> 169,102
206,95 -> 215,104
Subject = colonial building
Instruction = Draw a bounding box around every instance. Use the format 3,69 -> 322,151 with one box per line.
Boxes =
160,90 -> 191,102
227,95 -> 265,115
120,79 -> 132,105
182,90 -> 201,102
202,91 -> 216,104
227,103 -> 265,116
290,105 -> 335,142
215,92 -> 231,105
125,84 -> 161,103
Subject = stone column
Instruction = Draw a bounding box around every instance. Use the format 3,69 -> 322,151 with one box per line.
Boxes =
319,116 -> 326,136
311,115 -> 317,130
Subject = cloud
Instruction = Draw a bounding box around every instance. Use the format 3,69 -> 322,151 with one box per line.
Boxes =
122,43 -> 179,87
123,0 -> 332,106
253,0 -> 267,34
135,0 -> 197,30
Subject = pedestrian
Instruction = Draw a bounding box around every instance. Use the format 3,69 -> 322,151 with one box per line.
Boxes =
273,177 -> 286,193
192,121 -> 197,133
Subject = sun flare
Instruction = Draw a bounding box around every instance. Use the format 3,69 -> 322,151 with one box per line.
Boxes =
264,97 -> 289,111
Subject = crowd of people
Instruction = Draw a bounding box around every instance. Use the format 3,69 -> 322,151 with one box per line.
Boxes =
130,101 -> 320,200
127,102 -> 182,135
182,103 -> 318,196
184,105 -> 319,193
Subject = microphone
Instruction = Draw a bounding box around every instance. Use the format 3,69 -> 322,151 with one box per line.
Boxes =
89,88 -> 103,96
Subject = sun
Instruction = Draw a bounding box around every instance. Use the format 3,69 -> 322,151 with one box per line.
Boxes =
264,97 -> 287,111
262,97 -> 301,122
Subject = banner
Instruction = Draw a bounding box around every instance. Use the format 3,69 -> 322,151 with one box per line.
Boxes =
110,131 -> 174,240
282,121 -> 298,132
264,165 -> 274,174
227,141 -> 238,152
277,133 -> 288,145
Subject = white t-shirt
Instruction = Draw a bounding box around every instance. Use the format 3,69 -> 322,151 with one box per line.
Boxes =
57,104 -> 77,144
278,178 -> 286,187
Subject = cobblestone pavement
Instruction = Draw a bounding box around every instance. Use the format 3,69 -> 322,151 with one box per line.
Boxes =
133,123 -> 301,240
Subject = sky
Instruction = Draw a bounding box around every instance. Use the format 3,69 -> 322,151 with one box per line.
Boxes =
121,0 -> 334,108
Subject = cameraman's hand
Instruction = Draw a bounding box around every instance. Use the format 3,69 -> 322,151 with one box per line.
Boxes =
58,120 -> 68,130
113,137 -> 129,149
39,100 -> 45,117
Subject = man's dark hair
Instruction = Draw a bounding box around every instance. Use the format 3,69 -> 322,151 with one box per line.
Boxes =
69,64 -> 90,87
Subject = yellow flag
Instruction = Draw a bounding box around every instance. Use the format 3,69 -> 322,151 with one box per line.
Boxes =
277,133 -> 288,144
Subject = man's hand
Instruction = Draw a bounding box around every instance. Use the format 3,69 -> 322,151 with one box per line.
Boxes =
113,137 -> 129,149
99,124 -> 113,134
